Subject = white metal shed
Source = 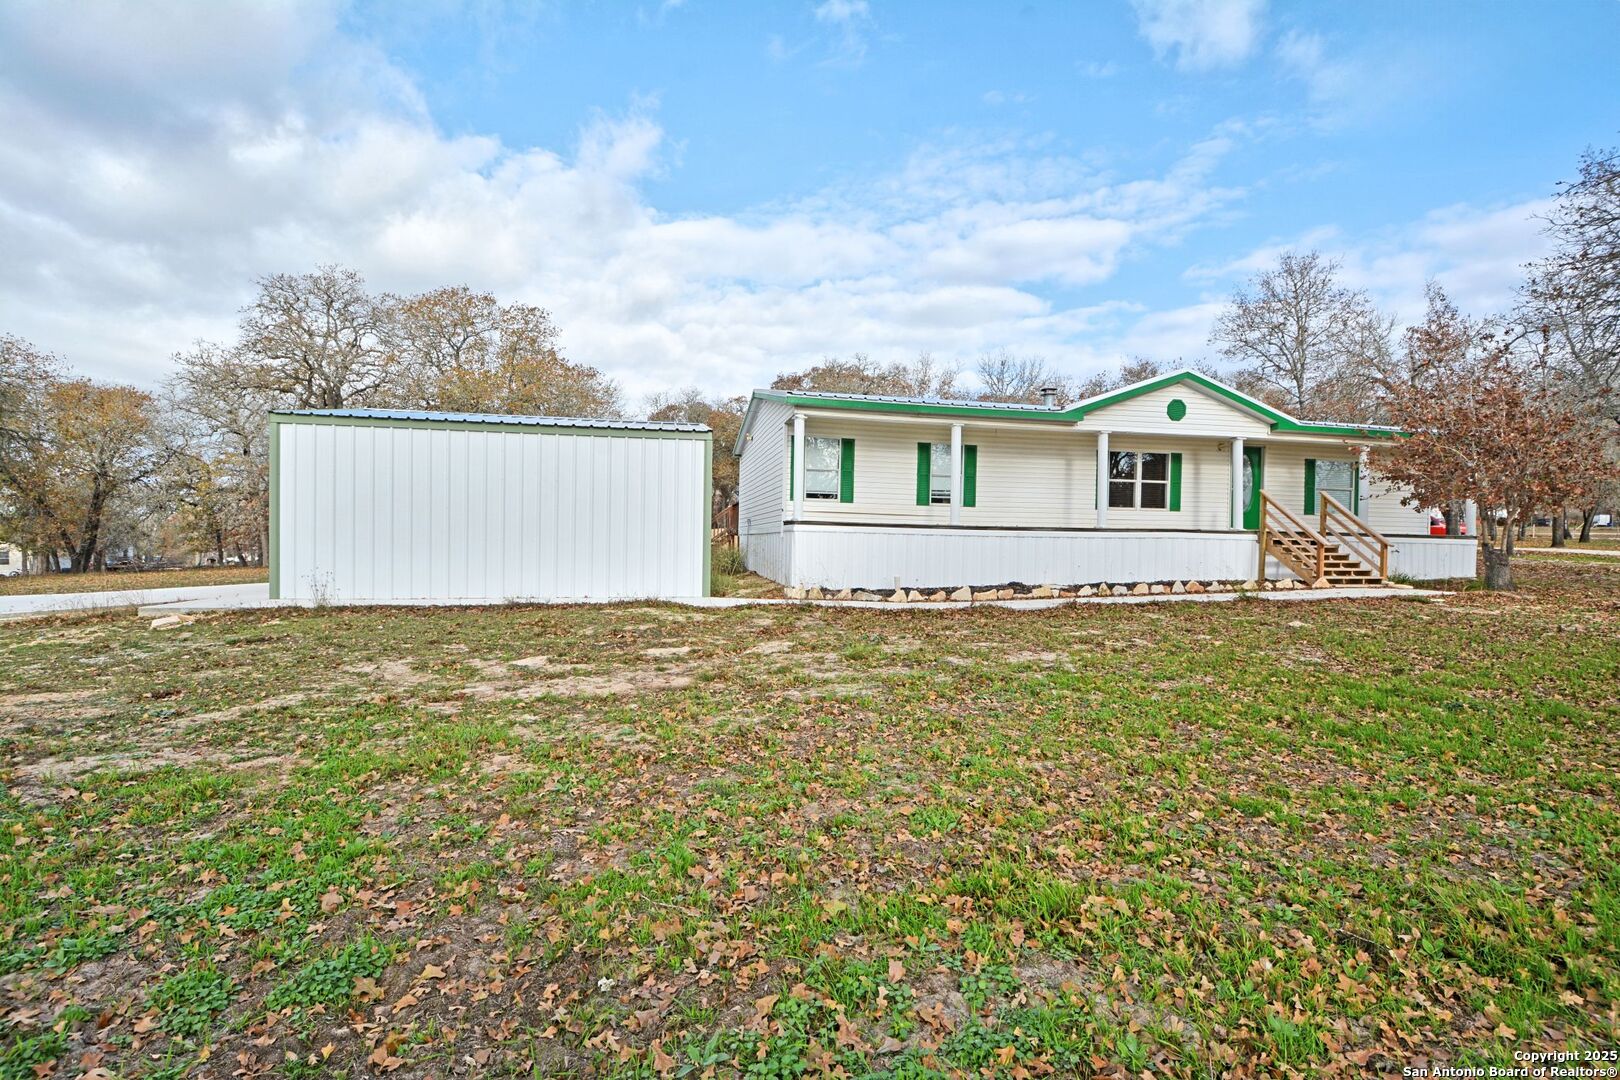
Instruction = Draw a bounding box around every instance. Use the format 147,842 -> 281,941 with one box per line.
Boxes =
269,408 -> 711,603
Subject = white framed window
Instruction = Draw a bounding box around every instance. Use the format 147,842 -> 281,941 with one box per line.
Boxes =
1108,450 -> 1169,510
0,547 -> 9,565
804,436 -> 842,500
1316,459 -> 1356,512
929,442 -> 952,504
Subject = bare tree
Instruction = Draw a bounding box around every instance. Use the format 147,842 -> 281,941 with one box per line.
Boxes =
0,377 -> 166,571
772,352 -> 960,398
167,343 -> 276,564
1210,251 -> 1392,419
238,266 -> 396,409
395,291 -> 620,417
645,388 -> 747,511
1525,147 -> 1620,540
1372,328 -> 1611,589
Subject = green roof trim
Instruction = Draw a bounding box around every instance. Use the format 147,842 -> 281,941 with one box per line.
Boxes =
740,369 -> 1405,444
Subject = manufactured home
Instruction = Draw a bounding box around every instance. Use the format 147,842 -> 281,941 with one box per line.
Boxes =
734,370 -> 1475,591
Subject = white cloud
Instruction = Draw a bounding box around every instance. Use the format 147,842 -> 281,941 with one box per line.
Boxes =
1132,0 -> 1266,72
813,0 -> 869,25
1164,199 -> 1555,371
1272,29 -> 1406,125
0,4 -> 1263,400
811,0 -> 872,63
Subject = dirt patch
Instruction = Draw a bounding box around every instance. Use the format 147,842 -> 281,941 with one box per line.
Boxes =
746,640 -> 793,655
11,749 -> 285,804
345,658 -> 434,687
0,689 -> 112,731
180,692 -> 311,732
467,668 -> 695,700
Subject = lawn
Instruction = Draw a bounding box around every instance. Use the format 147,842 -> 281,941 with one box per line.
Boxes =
1,561 -> 1617,1078
0,565 -> 267,597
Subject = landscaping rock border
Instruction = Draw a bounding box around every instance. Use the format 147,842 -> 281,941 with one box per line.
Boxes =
780,577 -> 1414,602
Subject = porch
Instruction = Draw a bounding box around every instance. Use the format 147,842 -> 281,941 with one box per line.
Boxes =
752,407 -> 1475,589
773,521 -> 1475,591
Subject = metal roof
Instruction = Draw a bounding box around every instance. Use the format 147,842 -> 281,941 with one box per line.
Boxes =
756,388 -> 1062,412
271,408 -> 710,433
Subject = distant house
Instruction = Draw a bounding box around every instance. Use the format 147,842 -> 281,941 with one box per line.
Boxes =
733,369 -> 1476,590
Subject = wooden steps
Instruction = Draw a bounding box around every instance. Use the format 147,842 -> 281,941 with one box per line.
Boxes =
1259,493 -> 1390,587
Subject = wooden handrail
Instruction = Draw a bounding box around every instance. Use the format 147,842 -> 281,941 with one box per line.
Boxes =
1259,492 -> 1330,586
1318,493 -> 1389,580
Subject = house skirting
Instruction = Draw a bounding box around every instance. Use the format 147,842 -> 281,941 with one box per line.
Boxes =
750,523 -> 1476,590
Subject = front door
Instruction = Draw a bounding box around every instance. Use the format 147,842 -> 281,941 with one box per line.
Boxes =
1241,446 -> 1264,530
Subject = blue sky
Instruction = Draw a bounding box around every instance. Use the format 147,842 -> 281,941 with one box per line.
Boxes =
1,0 -> 1616,401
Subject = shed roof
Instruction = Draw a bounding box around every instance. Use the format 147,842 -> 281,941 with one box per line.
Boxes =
271,408 -> 710,434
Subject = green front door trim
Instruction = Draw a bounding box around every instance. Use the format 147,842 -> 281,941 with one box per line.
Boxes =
1242,446 -> 1264,530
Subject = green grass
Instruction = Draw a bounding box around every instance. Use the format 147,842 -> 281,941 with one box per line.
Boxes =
0,558 -> 1617,1076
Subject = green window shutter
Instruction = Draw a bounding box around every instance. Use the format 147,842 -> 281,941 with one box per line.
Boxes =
1303,459 -> 1316,515
1351,462 -> 1360,514
963,445 -> 978,507
1168,452 -> 1182,511
916,443 -> 931,506
788,438 -> 795,500
839,438 -> 855,503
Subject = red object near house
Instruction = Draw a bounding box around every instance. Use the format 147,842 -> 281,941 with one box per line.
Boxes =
1430,512 -> 1467,536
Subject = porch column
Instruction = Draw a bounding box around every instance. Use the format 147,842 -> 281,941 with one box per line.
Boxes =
1095,431 -> 1110,528
949,423 -> 964,526
791,413 -> 806,521
1230,437 -> 1245,529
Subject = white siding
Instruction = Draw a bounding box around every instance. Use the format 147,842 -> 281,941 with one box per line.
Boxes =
786,524 -> 1261,589
1388,536 -> 1477,580
779,525 -> 1474,588
736,398 -> 793,582
1361,474 -> 1432,536
789,420 -> 1239,531
275,420 -> 708,602
1076,384 -> 1273,439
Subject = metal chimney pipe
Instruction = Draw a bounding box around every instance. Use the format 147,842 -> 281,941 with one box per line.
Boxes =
1039,385 -> 1058,408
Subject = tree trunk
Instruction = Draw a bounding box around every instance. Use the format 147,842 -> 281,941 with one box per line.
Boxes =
1580,505 -> 1596,544
1551,509 -> 1566,548
1483,537 -> 1513,590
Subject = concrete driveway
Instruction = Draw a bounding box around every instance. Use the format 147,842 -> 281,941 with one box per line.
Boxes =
0,582 -> 270,619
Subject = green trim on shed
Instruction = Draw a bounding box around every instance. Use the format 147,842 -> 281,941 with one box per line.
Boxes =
702,435 -> 713,597
268,417 -> 281,600
915,443 -> 931,505
1168,452 -> 1182,511
963,445 -> 977,508
1304,458 -> 1317,516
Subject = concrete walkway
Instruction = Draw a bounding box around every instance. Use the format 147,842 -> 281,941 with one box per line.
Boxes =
0,580 -> 1447,621
101,581 -> 1450,617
